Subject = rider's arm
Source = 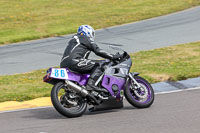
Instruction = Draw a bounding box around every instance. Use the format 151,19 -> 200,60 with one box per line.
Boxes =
79,35 -> 114,60
89,41 -> 114,60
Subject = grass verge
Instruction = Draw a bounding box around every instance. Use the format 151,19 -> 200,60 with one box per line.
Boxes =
130,42 -> 200,83
0,42 -> 200,102
1,0 -> 200,45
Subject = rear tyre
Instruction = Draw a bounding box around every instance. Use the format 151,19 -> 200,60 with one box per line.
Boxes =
51,82 -> 87,118
124,76 -> 154,108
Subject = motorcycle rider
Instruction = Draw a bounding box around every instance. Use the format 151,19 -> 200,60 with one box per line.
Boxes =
60,25 -> 121,92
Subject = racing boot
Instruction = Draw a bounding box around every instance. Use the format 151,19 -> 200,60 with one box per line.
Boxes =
86,66 -> 107,93
86,78 -> 108,93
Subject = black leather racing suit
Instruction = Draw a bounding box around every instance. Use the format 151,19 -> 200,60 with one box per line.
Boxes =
60,34 -> 113,74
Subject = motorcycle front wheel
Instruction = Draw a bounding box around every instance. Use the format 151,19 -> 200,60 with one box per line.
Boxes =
51,82 -> 87,118
124,76 -> 154,108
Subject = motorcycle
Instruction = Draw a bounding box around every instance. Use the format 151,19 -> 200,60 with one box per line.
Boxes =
43,48 -> 154,118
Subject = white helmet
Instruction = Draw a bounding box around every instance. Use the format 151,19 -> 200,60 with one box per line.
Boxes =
77,25 -> 95,41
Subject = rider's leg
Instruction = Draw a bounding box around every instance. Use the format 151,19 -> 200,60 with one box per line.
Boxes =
63,58 -> 106,91
66,58 -> 96,73
86,64 -> 105,91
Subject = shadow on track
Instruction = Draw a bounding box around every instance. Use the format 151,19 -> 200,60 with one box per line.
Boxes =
22,105 -> 136,120
85,105 -> 136,115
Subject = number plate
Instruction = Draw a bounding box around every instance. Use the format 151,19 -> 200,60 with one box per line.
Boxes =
50,68 -> 68,79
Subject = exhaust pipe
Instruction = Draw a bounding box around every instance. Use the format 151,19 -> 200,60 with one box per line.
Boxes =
65,80 -> 100,105
65,80 -> 88,97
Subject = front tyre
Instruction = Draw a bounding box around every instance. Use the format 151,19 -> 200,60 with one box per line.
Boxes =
51,82 -> 87,118
124,76 -> 154,108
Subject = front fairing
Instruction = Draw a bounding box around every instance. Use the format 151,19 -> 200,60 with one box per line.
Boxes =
101,58 -> 132,99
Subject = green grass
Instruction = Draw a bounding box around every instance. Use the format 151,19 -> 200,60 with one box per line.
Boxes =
0,70 -> 51,102
0,41 -> 200,102
1,0 -> 200,45
130,42 -> 200,83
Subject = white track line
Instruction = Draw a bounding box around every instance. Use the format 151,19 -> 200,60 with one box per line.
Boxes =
0,86 -> 200,114
155,86 -> 200,95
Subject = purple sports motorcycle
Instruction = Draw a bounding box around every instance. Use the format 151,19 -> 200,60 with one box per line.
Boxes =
43,50 -> 154,118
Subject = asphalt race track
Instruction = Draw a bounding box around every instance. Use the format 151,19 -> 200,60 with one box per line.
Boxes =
0,6 -> 200,75
1,89 -> 200,133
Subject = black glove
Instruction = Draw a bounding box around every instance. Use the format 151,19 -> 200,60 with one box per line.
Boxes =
112,52 -> 121,61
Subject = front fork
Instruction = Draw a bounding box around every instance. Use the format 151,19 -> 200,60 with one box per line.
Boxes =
127,72 -> 143,91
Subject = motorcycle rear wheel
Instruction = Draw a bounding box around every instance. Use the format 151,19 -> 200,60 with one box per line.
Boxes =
124,76 -> 154,108
51,82 -> 87,118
